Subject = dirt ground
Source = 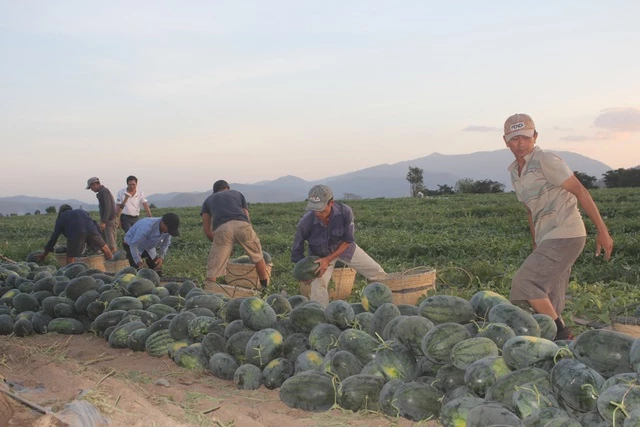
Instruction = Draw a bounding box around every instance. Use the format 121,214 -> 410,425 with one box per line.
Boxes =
0,334 -> 439,427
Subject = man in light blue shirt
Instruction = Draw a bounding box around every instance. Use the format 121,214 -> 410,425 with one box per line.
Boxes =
123,213 -> 180,274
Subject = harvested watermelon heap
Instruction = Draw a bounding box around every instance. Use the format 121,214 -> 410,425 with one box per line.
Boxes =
2,259 -> 640,425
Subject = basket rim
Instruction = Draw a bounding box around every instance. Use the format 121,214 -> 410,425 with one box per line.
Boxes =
611,315 -> 640,326
611,303 -> 640,325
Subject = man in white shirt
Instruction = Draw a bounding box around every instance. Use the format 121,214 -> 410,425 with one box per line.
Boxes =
116,175 -> 152,232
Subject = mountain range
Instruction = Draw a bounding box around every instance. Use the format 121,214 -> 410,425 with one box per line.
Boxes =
146,149 -> 612,208
0,149 -> 613,214
0,196 -> 98,216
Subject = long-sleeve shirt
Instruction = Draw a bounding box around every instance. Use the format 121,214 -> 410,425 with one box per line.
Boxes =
124,217 -> 172,264
291,202 -> 356,263
45,210 -> 100,251
96,186 -> 116,223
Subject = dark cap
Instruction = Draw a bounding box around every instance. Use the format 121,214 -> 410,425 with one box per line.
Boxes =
86,177 -> 100,189
161,213 -> 180,237
306,185 -> 333,211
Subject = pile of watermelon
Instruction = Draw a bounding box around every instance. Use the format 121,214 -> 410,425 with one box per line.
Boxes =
2,260 -> 640,425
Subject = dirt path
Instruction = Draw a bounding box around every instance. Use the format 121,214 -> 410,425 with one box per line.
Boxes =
0,334 -> 436,426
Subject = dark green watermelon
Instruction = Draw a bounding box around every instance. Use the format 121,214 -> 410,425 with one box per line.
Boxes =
279,371 -> 335,412
262,357 -> 294,390
233,364 -> 262,390
502,335 -> 559,371
244,328 -> 283,367
421,322 -> 472,365
337,374 -> 386,412
570,329 -> 634,378
550,358 -> 604,413
393,382 -> 444,421
293,256 -> 320,281
360,282 -> 393,313
464,356 -> 512,398
488,304 -> 540,337
419,295 -> 475,325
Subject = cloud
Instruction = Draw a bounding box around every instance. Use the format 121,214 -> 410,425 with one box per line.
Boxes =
462,125 -> 501,132
554,126 -> 574,131
560,135 -> 591,142
594,107 -> 640,132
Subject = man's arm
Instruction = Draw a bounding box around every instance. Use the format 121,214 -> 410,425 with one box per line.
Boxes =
44,216 -> 64,253
202,213 -> 214,242
291,220 -> 308,263
243,208 -> 250,223
143,201 -> 152,217
115,192 -> 130,216
40,217 -> 64,261
526,206 -> 536,250
561,175 -> 613,260
125,223 -> 144,265
156,236 -> 171,261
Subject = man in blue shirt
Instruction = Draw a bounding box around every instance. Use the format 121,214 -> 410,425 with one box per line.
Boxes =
38,204 -> 113,265
123,212 -> 180,274
291,185 -> 386,306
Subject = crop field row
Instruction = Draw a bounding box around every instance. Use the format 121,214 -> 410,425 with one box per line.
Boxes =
1,188 -> 639,328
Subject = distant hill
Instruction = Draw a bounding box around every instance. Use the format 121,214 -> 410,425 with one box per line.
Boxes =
0,196 -> 98,216
0,150 -> 613,212
146,149 -> 612,208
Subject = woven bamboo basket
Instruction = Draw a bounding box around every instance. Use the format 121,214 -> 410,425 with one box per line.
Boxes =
104,259 -> 130,274
299,267 -> 357,301
225,262 -> 273,290
54,253 -> 68,266
203,280 -> 259,298
55,253 -> 106,271
611,303 -> 640,338
374,267 -> 437,305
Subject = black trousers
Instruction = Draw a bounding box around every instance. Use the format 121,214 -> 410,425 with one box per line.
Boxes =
123,242 -> 162,276
120,214 -> 139,232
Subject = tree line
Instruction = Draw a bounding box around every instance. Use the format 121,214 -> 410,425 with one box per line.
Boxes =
406,166 -> 640,197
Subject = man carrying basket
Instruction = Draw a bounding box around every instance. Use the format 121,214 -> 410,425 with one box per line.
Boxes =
291,185 -> 386,307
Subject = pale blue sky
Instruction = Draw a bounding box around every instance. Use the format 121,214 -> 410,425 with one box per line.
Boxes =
1,1 -> 639,203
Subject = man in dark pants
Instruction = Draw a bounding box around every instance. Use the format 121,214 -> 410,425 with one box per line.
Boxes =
123,212 -> 180,275
86,177 -> 117,253
37,204 -> 113,264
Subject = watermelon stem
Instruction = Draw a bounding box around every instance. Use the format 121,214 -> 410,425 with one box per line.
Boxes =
553,346 -> 574,364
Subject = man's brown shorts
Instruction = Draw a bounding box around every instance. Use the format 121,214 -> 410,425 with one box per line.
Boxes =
510,237 -> 586,315
206,220 -> 264,279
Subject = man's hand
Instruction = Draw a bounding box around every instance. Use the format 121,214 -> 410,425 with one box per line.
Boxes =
595,231 -> 614,261
136,261 -> 145,269
313,257 -> 331,277
35,254 -> 47,263
154,257 -> 164,270
99,222 -> 106,232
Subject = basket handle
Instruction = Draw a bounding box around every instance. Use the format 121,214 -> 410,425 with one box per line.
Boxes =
395,266 -> 435,285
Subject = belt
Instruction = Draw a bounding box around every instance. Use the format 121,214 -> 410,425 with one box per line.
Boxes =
121,214 -> 139,218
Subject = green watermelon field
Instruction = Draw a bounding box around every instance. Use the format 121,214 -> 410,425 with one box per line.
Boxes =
2,188 -> 639,327
1,188 -> 640,426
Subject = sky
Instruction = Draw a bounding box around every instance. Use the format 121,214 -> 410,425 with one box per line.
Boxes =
1,1 -> 639,204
